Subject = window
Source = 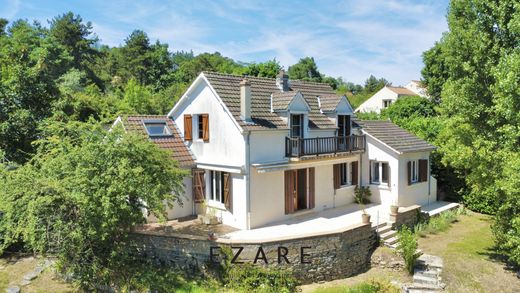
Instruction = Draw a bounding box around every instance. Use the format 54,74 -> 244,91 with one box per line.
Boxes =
381,162 -> 389,184
383,99 -> 393,108
290,114 -> 303,138
333,161 -> 358,189
144,121 -> 172,136
337,115 -> 351,137
370,161 -> 390,186
209,170 -> 232,210
196,114 -> 209,142
408,159 -> 428,185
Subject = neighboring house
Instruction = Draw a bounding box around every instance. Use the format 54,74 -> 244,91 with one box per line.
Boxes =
355,80 -> 427,113
115,71 -> 437,230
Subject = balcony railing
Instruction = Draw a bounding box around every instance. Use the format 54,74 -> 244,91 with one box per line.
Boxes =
285,135 -> 366,158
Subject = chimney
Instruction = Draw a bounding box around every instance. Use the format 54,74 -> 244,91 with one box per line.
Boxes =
276,70 -> 289,92
240,77 -> 252,122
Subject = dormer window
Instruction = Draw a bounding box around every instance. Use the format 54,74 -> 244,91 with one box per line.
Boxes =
338,115 -> 351,137
144,121 -> 172,137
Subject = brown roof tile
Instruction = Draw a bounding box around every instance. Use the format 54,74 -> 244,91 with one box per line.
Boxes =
386,86 -> 417,96
318,94 -> 343,112
119,115 -> 195,168
203,72 -> 337,130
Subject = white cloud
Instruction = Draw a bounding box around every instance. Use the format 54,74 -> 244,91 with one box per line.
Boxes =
1,0 -> 21,20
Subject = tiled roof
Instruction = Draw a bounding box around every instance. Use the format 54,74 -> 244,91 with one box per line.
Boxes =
203,72 -> 337,130
386,86 -> 417,96
357,120 -> 436,153
271,91 -> 298,111
119,115 -> 195,168
318,94 -> 343,112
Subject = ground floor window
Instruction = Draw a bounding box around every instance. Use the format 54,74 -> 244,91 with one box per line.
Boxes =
370,160 -> 390,186
208,170 -> 232,210
334,161 -> 358,189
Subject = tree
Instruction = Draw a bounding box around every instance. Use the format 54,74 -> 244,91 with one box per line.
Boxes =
287,57 -> 322,82
420,0 -> 520,265
363,75 -> 389,93
0,121 -> 187,290
243,59 -> 282,78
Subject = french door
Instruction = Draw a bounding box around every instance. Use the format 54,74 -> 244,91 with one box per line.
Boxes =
284,168 -> 315,214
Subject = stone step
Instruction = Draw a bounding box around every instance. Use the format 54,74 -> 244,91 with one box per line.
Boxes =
385,236 -> 399,245
414,269 -> 438,279
413,274 -> 438,286
377,225 -> 393,234
380,230 -> 397,240
417,254 -> 443,269
408,288 -> 440,293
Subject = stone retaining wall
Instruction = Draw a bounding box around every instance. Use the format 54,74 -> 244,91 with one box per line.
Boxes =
389,205 -> 421,229
133,222 -> 377,284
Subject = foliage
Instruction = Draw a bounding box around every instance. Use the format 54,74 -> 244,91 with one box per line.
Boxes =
413,208 -> 465,237
288,57 -> 322,82
396,226 -> 422,274
0,121 -> 187,290
218,246 -> 298,293
311,280 -> 400,293
354,186 -> 372,205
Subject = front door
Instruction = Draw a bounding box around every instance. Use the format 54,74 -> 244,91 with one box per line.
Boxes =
284,168 -> 315,214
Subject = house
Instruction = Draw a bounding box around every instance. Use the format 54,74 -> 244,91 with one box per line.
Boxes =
116,71 -> 437,230
355,80 -> 427,113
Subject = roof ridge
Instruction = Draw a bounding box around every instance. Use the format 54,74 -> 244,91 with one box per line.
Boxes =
202,71 -> 334,88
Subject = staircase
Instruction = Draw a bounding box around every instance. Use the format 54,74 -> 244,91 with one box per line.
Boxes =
374,223 -> 398,248
406,254 -> 445,292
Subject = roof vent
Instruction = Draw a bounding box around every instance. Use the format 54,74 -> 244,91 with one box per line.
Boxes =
276,70 -> 290,92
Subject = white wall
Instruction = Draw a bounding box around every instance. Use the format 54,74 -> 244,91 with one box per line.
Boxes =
147,176 -> 194,222
361,135 -> 400,206
356,87 -> 398,113
249,156 -> 360,228
171,81 -> 246,168
398,151 -> 435,207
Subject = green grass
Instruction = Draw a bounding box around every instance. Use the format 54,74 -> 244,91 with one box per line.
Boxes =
0,271 -> 8,290
311,280 -> 400,293
414,207 -> 465,237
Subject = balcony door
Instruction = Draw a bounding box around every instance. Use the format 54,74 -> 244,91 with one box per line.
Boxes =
290,114 -> 304,155
337,115 -> 351,152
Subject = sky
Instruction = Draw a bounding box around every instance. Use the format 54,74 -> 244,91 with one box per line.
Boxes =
1,0 -> 449,85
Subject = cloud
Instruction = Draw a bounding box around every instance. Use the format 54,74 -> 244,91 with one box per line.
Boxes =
1,0 -> 21,20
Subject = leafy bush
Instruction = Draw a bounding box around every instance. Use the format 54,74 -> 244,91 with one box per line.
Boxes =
311,280 -> 400,293
396,226 -> 422,274
413,208 -> 464,237
218,246 -> 298,293
354,186 -> 372,205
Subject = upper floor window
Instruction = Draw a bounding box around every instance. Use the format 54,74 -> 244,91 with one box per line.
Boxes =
144,121 -> 172,137
337,115 -> 351,137
191,113 -> 208,142
290,114 -> 303,138
382,99 -> 393,108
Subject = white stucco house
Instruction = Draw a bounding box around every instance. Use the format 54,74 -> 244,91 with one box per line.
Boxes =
355,81 -> 427,113
115,72 -> 437,230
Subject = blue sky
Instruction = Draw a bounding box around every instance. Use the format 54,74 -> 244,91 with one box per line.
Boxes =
1,0 -> 449,85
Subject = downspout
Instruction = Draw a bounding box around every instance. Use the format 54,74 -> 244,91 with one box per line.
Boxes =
245,131 -> 252,229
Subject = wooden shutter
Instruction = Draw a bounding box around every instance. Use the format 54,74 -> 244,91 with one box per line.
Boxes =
351,161 -> 358,186
308,168 -> 315,209
184,114 -> 192,141
192,169 -> 205,203
369,161 -> 372,183
201,114 -> 209,142
284,170 -> 295,214
387,164 -> 391,187
407,161 -> 412,185
346,115 -> 351,136
223,173 -> 232,211
333,164 -> 341,190
419,159 -> 428,182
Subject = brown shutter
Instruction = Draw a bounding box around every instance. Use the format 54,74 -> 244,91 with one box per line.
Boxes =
192,169 -> 205,203
387,164 -> 391,187
308,168 -> 315,209
184,114 -> 192,141
407,161 -> 412,185
346,115 -> 351,136
369,161 -> 372,183
223,172 -> 232,211
333,164 -> 341,190
284,170 -> 294,214
351,161 -> 358,186
419,159 -> 428,182
201,114 -> 209,142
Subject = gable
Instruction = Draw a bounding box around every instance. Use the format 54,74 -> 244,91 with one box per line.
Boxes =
287,91 -> 311,113
336,96 -> 354,114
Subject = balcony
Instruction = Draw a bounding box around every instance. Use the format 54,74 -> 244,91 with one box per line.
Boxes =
285,135 -> 366,159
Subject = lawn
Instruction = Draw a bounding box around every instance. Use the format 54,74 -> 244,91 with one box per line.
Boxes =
418,211 -> 519,293
302,211 -> 520,293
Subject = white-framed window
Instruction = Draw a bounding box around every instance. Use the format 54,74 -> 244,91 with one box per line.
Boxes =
382,99 -> 393,108
370,160 -> 390,186
410,159 -> 419,183
144,121 -> 172,137
209,171 -> 225,204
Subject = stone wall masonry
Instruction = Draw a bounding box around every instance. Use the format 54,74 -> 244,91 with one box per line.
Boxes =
133,222 -> 378,284
389,204 -> 421,229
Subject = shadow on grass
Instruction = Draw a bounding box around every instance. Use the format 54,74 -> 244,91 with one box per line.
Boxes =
478,246 -> 519,273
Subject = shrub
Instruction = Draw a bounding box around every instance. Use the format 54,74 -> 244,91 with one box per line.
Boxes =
396,226 -> 422,274
354,186 -> 372,205
311,280 -> 400,293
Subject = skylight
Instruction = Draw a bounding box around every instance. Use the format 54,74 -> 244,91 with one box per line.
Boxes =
144,121 -> 172,137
